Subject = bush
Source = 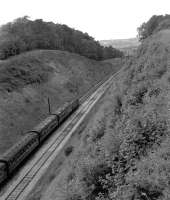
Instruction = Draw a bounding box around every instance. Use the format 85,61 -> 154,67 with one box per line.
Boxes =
75,158 -> 112,200
65,146 -> 74,156
127,85 -> 148,106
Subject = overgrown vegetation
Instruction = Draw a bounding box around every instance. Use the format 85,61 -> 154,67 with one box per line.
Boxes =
0,16 -> 123,60
61,15 -> 170,200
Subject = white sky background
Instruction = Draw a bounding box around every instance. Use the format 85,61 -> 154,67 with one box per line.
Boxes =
0,0 -> 169,40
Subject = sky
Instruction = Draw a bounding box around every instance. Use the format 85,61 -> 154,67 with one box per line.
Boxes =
0,0 -> 169,40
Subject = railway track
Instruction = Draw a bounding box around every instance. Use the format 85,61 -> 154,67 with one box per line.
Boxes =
0,69 -> 122,200
79,73 -> 113,103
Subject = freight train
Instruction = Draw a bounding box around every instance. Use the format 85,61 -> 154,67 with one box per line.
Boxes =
0,99 -> 79,184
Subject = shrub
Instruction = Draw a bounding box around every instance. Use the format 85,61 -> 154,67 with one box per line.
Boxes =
75,158 -> 112,200
148,87 -> 161,97
127,84 -> 148,106
65,146 -> 74,156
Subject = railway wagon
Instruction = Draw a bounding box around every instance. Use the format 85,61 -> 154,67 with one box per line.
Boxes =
70,99 -> 79,112
0,163 -> 7,184
55,99 -> 79,124
30,114 -> 59,142
57,103 -> 72,124
0,132 -> 39,174
31,99 -> 79,142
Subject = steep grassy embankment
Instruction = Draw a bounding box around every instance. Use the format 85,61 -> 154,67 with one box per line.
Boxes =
59,29 -> 170,200
0,50 -> 122,154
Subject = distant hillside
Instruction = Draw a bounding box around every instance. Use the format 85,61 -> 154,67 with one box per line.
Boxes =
100,38 -> 140,55
0,49 -> 122,154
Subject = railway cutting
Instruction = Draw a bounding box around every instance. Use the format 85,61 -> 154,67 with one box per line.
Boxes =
0,69 -> 122,200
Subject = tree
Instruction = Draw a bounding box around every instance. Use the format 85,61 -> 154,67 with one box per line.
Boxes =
0,17 -> 124,60
137,14 -> 170,41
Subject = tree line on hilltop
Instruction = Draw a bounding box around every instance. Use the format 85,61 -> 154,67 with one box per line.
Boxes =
138,14 -> 170,40
0,16 -> 123,60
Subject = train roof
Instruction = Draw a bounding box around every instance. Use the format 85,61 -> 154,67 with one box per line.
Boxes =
53,102 -> 70,114
32,114 -> 57,132
0,132 -> 37,160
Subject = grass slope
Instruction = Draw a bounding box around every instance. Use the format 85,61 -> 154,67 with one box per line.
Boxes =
0,50 -> 122,154
57,29 -> 170,200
